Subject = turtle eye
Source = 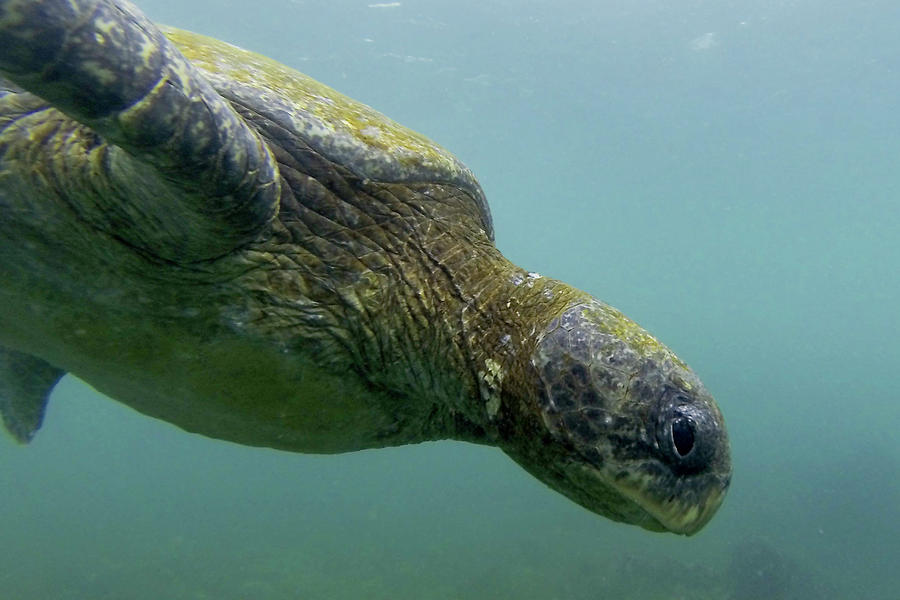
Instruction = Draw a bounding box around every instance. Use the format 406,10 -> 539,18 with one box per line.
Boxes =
671,417 -> 695,457
654,392 -> 717,473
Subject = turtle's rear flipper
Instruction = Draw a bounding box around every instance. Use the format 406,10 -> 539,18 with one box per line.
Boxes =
0,348 -> 65,443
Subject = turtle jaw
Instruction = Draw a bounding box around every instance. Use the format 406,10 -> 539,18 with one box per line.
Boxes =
600,463 -> 731,535
541,453 -> 731,535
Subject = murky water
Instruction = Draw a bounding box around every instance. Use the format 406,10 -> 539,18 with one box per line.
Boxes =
2,1 -> 898,598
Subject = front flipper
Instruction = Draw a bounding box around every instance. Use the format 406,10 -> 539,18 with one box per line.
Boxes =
0,0 -> 280,261
0,347 -> 65,443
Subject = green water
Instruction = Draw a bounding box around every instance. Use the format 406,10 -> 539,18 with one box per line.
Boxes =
2,1 -> 898,598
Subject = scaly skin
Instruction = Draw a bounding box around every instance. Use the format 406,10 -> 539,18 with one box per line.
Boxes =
0,0 -> 730,534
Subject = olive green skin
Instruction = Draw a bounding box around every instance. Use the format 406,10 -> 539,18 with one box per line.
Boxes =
0,0 -> 730,534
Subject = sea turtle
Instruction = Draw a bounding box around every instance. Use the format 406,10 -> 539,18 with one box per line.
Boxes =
0,0 -> 730,534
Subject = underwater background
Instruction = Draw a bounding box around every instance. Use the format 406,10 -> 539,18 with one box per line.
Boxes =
2,0 -> 898,598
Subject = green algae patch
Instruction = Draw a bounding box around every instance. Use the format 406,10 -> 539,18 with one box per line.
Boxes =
162,27 -> 465,177
580,301 -> 688,367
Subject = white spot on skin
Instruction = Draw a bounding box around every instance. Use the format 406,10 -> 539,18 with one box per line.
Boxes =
360,125 -> 382,140
525,272 -> 542,288
480,358 -> 504,419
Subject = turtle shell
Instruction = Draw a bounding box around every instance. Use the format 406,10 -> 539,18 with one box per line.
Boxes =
164,27 -> 494,240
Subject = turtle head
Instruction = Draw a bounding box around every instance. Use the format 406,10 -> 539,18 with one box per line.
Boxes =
502,300 -> 731,535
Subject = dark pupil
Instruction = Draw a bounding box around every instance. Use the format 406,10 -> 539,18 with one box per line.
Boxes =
671,417 -> 695,457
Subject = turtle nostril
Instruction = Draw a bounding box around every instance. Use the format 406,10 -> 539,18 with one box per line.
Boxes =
671,417 -> 695,457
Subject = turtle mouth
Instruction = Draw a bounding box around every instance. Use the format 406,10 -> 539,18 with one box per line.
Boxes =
557,459 -> 730,535
613,468 -> 731,535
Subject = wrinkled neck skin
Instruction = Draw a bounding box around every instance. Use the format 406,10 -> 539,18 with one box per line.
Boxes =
236,154 -> 583,451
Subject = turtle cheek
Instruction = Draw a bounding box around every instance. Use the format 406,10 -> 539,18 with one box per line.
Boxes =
533,363 -> 631,471
555,408 -> 619,467
533,353 -> 627,452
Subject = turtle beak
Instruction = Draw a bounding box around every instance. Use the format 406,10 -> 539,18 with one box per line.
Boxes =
615,469 -> 732,535
556,458 -> 731,536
